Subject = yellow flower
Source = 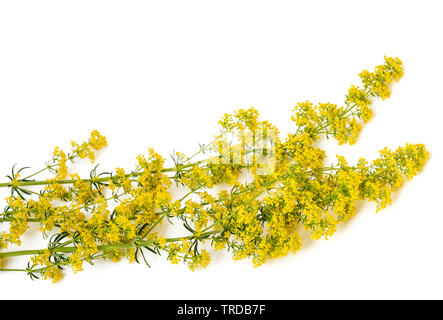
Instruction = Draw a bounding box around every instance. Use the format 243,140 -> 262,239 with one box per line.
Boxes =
157,236 -> 167,247
200,250 -> 211,268
115,167 -> 132,192
30,249 -> 51,268
43,266 -> 63,283
359,56 -> 403,100
89,130 -> 107,150
69,247 -> 85,273
70,130 -> 107,163
53,147 -> 68,179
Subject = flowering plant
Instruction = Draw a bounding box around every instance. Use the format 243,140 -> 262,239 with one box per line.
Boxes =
0,57 -> 428,282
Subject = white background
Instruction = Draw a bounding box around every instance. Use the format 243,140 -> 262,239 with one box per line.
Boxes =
0,0 -> 442,299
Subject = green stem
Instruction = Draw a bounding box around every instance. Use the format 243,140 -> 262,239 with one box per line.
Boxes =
0,230 -> 220,259
21,165 -> 53,181
0,161 -> 205,188
0,268 -> 30,272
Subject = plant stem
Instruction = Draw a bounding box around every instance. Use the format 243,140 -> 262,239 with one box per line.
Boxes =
0,230 -> 220,260
0,161 -> 205,188
0,268 -> 30,272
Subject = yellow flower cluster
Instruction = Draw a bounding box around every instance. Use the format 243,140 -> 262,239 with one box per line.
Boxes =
359,56 -> 403,100
70,130 -> 107,162
291,56 -> 404,145
43,266 -> 63,283
0,57 -> 429,282
1,197 -> 29,245
52,147 -> 68,180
